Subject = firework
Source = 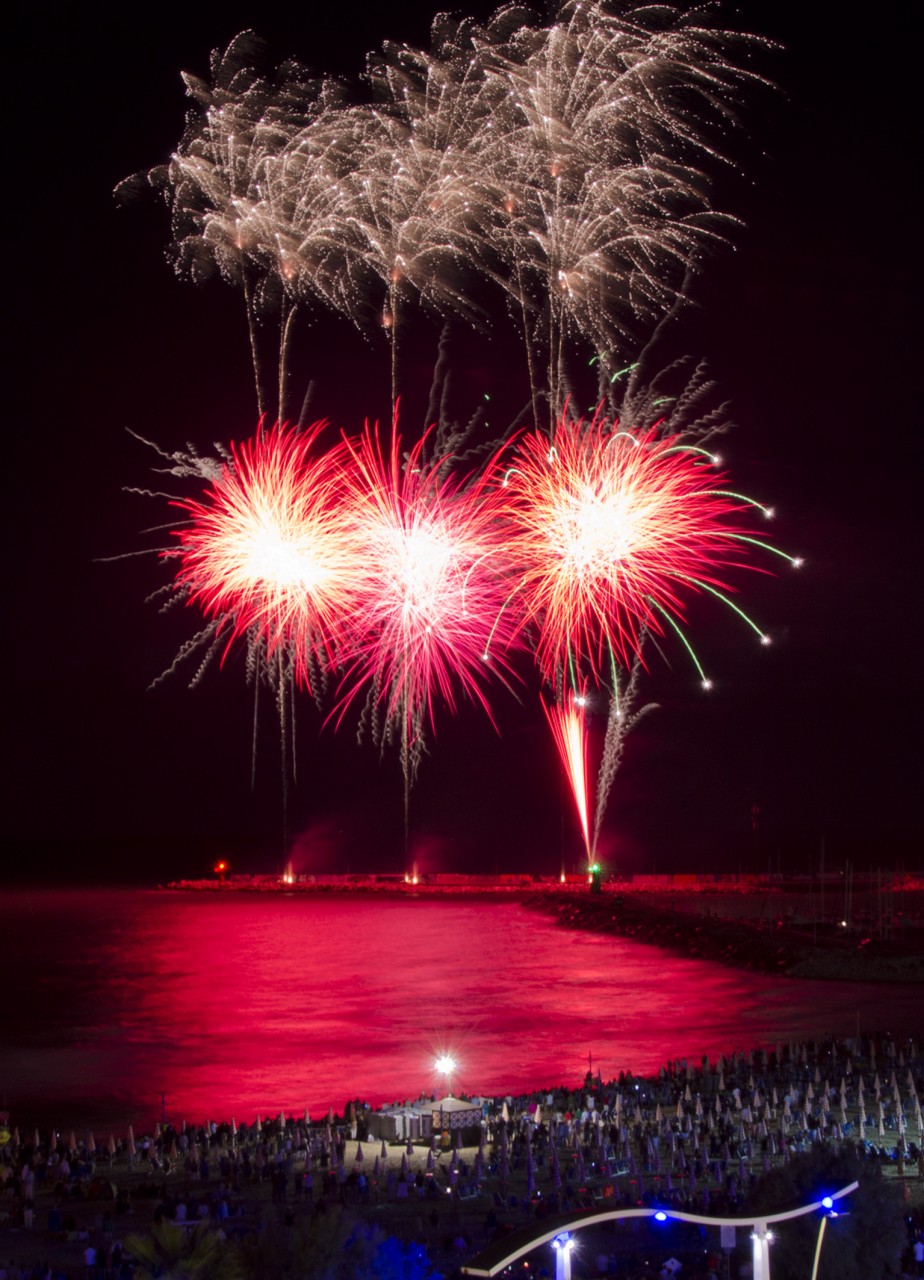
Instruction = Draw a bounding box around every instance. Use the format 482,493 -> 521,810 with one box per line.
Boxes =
502,409 -> 780,685
170,422 -> 359,690
479,2 -> 771,418
334,419 -> 519,775
123,5 -> 773,422
121,3 -> 784,850
543,691 -> 591,858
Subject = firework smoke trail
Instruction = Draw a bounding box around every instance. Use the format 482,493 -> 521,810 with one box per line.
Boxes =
335,417 -> 520,795
543,691 -> 591,860
592,660 -> 658,858
170,422 -> 359,692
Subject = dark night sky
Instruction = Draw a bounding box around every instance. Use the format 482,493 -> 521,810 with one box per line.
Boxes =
6,1 -> 919,885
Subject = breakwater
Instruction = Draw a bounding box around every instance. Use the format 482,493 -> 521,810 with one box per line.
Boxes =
525,892 -> 924,982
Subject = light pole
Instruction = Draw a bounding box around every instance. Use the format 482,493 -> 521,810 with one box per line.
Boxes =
810,1197 -> 842,1280
751,1221 -> 773,1280
551,1232 -> 574,1280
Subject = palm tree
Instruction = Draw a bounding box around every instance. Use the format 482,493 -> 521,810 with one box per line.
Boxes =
125,1221 -> 245,1280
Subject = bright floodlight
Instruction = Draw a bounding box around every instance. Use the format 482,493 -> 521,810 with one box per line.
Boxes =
435,1054 -> 457,1095
654,1210 -> 668,1222
821,1196 -> 834,1210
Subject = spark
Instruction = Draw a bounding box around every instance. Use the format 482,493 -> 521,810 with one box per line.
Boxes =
503,409 -> 766,684
334,418 -> 520,772
170,422 -> 358,690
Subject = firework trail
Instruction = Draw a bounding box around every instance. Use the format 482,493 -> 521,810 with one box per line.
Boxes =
170,422 -> 359,692
335,416 -> 520,789
542,690 -> 591,859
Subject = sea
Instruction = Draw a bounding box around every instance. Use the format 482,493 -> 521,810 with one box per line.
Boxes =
2,889 -> 921,1134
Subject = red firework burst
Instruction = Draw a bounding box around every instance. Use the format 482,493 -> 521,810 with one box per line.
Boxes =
335,420 -> 519,741
171,422 -> 358,686
502,411 -> 764,682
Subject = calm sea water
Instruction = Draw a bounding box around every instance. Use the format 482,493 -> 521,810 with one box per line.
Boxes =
2,890 -> 920,1133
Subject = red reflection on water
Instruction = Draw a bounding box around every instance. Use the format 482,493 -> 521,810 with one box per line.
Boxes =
3,890 -> 921,1130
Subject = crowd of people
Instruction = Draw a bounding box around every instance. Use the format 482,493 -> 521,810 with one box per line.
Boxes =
1,1033 -> 922,1277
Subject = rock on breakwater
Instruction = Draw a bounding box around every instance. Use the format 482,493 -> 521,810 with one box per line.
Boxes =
525,891 -> 924,982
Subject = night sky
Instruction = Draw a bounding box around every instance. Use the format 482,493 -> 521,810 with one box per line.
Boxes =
7,1 -> 919,885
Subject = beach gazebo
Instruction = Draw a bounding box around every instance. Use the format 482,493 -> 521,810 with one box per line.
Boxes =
431,1097 -> 483,1146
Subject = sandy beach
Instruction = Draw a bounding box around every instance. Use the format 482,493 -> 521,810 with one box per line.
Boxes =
3,1034 -> 923,1278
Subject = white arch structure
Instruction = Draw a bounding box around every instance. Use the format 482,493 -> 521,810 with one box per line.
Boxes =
460,1180 -> 858,1280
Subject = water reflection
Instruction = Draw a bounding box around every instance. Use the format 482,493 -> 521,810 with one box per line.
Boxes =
3,890 -> 920,1129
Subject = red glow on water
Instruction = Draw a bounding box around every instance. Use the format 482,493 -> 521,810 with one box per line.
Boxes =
3,891 -> 921,1131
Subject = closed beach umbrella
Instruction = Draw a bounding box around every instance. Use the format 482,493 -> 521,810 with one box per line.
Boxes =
87,1132 -> 97,1156
127,1126 -> 136,1156
32,1129 -> 40,1150
355,1141 -> 364,1164
427,1148 -> 435,1172
373,1155 -> 380,1178
400,1153 -> 408,1179
380,1139 -> 388,1159
68,1131 -> 78,1153
49,1129 -> 58,1152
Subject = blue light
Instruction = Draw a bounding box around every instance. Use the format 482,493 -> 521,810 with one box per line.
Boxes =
654,1210 -> 668,1222
821,1196 -> 834,1210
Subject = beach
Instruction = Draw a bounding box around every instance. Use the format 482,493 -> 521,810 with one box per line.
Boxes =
3,1034 -> 924,1278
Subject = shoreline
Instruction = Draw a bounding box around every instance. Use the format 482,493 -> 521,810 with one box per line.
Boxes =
2,1034 -> 923,1279
161,876 -> 924,983
523,891 -> 924,982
